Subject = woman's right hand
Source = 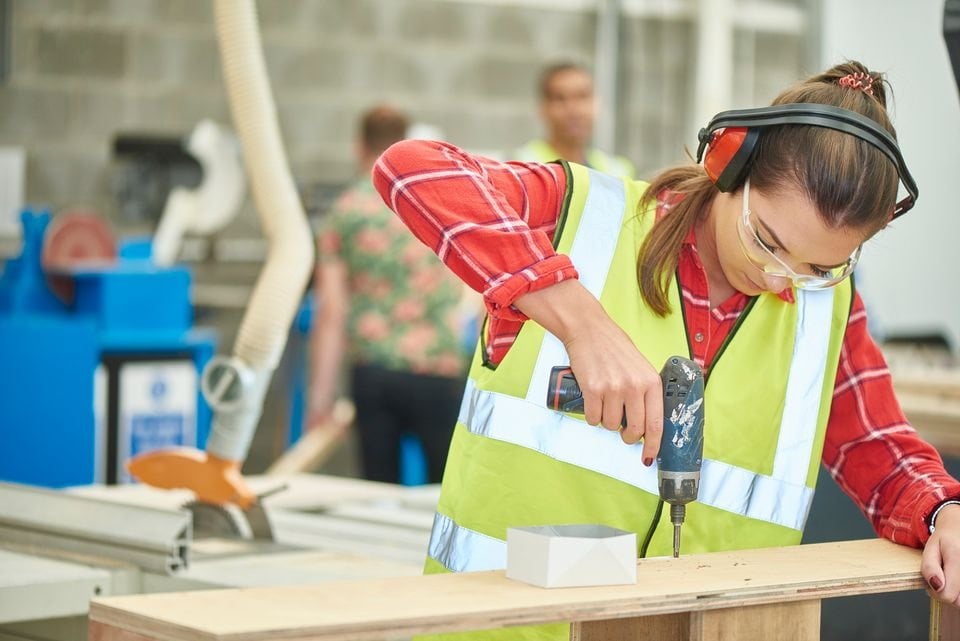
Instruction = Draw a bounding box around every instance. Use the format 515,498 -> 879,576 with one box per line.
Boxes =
514,280 -> 664,464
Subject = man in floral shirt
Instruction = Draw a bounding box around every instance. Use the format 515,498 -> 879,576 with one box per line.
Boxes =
309,105 -> 470,484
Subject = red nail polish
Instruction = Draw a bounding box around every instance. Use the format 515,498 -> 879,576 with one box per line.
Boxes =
643,457 -> 653,467
930,576 -> 943,591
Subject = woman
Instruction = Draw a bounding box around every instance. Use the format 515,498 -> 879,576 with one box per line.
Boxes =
372,61 -> 960,639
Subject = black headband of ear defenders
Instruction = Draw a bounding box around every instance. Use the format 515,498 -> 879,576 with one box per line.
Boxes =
696,103 -> 918,220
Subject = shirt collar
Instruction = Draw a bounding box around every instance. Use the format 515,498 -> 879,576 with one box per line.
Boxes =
657,191 -> 795,305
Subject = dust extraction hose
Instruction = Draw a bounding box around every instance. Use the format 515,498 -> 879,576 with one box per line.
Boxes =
205,0 -> 314,461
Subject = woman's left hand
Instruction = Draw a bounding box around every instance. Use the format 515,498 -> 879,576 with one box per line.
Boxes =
922,503 -> 960,606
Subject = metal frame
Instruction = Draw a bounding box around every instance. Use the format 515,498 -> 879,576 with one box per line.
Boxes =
0,483 -> 191,574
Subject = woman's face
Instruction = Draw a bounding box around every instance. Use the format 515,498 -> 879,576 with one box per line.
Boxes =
713,180 -> 869,296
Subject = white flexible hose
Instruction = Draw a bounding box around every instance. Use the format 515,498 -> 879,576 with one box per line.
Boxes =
207,0 -> 314,461
152,120 -> 246,268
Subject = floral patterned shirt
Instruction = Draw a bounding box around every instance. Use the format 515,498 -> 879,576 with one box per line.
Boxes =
318,178 -> 469,378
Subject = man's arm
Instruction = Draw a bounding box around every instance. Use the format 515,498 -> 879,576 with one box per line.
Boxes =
307,256 -> 349,429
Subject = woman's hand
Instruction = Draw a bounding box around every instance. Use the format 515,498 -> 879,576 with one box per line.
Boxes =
922,503 -> 960,606
514,280 -> 663,464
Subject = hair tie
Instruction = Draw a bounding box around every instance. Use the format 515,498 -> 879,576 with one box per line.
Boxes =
839,72 -> 874,96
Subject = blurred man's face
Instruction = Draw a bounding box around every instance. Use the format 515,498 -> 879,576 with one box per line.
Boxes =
541,69 -> 595,147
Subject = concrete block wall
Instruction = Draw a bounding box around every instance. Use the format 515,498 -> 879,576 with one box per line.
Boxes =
0,0 -> 809,235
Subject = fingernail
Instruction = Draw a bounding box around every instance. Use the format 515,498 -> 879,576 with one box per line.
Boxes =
643,457 -> 653,467
929,576 -> 943,591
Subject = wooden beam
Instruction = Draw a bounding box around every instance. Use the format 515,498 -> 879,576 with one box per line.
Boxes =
89,539 -> 933,641
265,400 -> 355,476
573,601 -> 819,641
932,599 -> 960,641
893,368 -> 960,401
88,621 -> 158,641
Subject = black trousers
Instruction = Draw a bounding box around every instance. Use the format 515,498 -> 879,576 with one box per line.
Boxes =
350,363 -> 465,484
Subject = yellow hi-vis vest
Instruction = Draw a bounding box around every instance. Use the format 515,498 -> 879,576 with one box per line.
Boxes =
514,139 -> 636,179
422,163 -> 852,641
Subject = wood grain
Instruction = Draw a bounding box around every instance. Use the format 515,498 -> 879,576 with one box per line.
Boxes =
89,539 -> 925,641
694,601 -> 819,641
572,613 -> 689,640
266,400 -> 355,476
89,620 -> 159,641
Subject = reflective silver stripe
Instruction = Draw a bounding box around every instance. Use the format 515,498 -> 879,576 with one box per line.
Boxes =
566,170 -> 626,298
428,511 -> 506,572
772,288 -> 834,485
458,379 -> 812,530
699,459 -> 813,530
527,169 -> 626,413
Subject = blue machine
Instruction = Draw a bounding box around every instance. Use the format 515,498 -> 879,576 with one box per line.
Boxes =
0,210 -> 216,488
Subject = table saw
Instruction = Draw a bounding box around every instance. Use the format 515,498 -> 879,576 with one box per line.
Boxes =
0,474 -> 438,641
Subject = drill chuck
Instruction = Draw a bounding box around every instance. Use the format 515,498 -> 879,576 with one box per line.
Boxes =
658,470 -> 701,505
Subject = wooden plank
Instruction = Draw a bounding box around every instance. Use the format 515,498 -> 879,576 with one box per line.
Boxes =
89,539 -> 925,641
265,400 -> 355,476
572,613 -> 689,640
573,598 -> 819,641
694,601 -> 819,641
931,598 -> 960,641
893,368 -> 960,401
90,620 -> 158,641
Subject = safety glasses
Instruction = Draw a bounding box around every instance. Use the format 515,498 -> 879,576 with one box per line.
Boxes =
737,178 -> 861,290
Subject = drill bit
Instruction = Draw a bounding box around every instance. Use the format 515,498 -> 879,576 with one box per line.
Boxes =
671,503 -> 685,558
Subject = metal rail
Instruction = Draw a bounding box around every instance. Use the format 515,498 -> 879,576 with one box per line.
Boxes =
0,482 -> 191,574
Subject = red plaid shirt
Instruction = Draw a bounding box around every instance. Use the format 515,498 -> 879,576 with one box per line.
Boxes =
373,138 -> 960,548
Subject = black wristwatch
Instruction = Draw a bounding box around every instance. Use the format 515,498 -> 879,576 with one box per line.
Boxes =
929,500 -> 960,535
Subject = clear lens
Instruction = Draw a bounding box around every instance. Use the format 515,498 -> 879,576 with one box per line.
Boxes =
737,179 -> 859,291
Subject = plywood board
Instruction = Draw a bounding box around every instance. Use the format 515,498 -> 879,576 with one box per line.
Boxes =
893,368 -> 960,401
572,613 -> 689,640
572,601 -> 819,641
90,539 -> 924,641
694,600 -> 820,641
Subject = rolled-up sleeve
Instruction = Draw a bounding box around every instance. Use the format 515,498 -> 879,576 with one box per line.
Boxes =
372,139 -> 578,320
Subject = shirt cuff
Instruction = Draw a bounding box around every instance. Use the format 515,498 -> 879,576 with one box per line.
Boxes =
483,255 -> 579,321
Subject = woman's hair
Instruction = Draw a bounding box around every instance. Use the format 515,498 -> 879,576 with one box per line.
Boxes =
637,61 -> 899,316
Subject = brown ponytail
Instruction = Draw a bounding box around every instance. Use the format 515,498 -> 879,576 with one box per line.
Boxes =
636,168 -> 715,316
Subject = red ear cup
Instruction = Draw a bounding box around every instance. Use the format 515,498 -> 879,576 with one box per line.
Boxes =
702,127 -> 760,192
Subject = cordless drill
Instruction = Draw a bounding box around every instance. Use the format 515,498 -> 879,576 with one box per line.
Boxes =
546,356 -> 705,558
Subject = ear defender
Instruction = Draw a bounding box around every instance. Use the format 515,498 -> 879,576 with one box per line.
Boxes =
694,104 -> 919,219
696,126 -> 761,193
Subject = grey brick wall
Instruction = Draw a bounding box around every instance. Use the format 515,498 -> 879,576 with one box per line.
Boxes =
0,0 -> 809,233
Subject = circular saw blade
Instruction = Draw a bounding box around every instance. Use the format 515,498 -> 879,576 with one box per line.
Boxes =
41,209 -> 117,303
185,500 -> 252,539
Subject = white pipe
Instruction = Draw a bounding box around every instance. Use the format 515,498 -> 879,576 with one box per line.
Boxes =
152,120 -> 245,268
207,0 -> 315,461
